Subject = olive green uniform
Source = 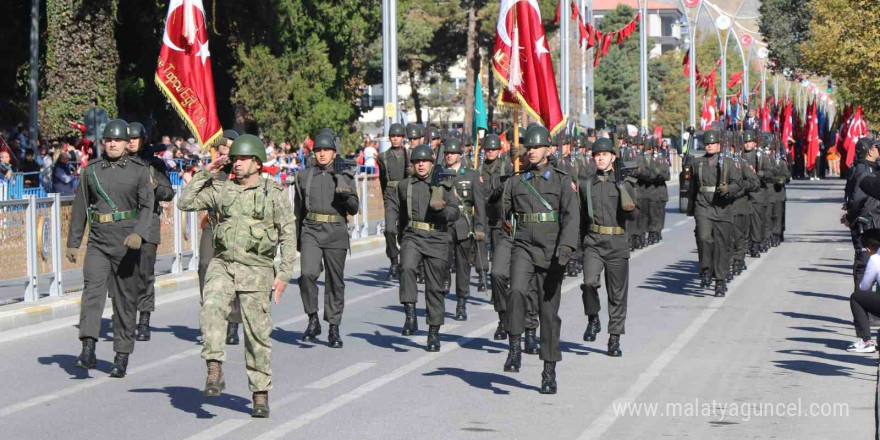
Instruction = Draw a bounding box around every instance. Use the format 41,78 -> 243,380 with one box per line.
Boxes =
134,154 -> 174,313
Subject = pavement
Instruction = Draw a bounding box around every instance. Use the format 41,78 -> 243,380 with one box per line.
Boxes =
0,179 -> 872,439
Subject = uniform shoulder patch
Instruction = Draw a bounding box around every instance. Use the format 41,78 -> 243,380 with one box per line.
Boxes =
553,167 -> 569,176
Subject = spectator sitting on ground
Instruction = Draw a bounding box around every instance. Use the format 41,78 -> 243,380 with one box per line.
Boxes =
20,149 -> 42,187
52,152 -> 76,196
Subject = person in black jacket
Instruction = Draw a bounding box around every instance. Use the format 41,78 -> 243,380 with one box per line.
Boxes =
846,138 -> 880,288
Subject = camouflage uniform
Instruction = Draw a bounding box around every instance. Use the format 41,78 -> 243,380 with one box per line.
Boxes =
178,170 -> 296,392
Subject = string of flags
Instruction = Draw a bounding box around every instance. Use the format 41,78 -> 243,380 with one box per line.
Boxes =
556,1 -> 641,67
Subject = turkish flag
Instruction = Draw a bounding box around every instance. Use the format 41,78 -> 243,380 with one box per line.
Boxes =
844,106 -> 868,167
493,0 -> 566,133
781,101 -> 794,153
155,0 -> 222,147
805,99 -> 820,171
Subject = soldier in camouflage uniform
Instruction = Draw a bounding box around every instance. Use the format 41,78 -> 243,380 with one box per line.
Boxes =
178,134 -> 296,418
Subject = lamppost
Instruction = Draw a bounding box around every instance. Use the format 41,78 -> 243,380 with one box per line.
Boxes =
381,0 -> 399,153
637,0 -> 649,134
561,0 -> 571,120
676,0 -> 705,129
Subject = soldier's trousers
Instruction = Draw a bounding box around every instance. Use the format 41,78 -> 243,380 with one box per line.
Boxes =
732,214 -> 749,262
79,246 -> 140,354
649,197 -> 665,233
749,203 -> 767,245
638,197 -> 651,234
771,201 -> 785,236
383,191 -> 400,263
490,227 -> 511,314
136,242 -> 158,312
695,216 -> 731,280
298,239 -> 347,325
451,236 -> 474,299
199,225 -> 241,324
201,260 -> 273,392
582,244 -> 629,335
506,245 -> 563,362
399,240 -> 448,326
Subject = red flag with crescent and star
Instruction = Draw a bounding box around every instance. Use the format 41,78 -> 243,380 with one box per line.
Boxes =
155,0 -> 222,147
493,0 -> 566,134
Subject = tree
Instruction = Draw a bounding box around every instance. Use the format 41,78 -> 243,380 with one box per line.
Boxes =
802,0 -> 880,121
41,0 -> 119,139
758,0 -> 811,73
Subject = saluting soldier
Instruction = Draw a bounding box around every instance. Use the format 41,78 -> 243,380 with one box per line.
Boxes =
377,123 -> 410,280
742,131 -> 773,257
579,138 -> 639,356
126,122 -> 174,341
501,125 -> 579,394
387,145 -> 460,351
198,130 -> 244,345
67,119 -> 155,378
686,130 -> 744,296
443,138 -> 487,321
294,133 -> 359,347
178,134 -> 296,418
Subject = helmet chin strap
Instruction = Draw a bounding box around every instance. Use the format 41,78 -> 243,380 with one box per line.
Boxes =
236,160 -> 260,179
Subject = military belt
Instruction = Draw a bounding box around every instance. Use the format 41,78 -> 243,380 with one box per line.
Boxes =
306,212 -> 346,223
408,221 -> 444,231
700,186 -> 717,193
90,209 -> 138,224
515,212 -> 559,223
590,224 -> 625,235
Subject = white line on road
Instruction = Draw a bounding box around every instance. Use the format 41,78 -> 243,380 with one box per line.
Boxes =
674,219 -> 690,227
304,363 -> 377,390
575,247 -> 777,440
182,392 -> 306,440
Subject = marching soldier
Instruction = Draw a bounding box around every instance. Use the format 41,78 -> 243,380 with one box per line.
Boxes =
387,145 -> 460,351
126,122 -> 174,341
633,137 -> 654,248
294,133 -> 359,347
377,123 -> 410,280
406,123 -> 425,147
501,125 -> 579,394
67,119 -> 155,377
579,138 -> 639,356
178,134 -> 296,418
462,135 -> 474,169
686,130 -> 744,296
198,130 -> 244,345
726,140 -> 758,279
557,133 -> 584,277
644,138 -> 670,244
743,131 -> 773,257
443,138 -> 487,321
768,141 -> 791,246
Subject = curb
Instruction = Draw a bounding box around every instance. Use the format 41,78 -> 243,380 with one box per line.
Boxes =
0,236 -> 386,334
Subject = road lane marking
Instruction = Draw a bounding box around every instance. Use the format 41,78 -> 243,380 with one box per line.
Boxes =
182,392 -> 306,440
674,219 -> 690,227
304,363 -> 377,390
576,246 -> 777,440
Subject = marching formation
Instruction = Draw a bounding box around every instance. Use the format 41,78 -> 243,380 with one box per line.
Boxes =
64,118 -> 789,418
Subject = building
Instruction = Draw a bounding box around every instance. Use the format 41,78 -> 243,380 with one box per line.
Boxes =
592,0 -> 684,57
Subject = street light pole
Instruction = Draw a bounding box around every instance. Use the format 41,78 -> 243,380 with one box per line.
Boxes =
677,0 -> 704,129
585,0 -> 595,130
561,0 -> 571,121
638,0 -> 649,133
381,0 -> 399,152
28,0 -> 40,153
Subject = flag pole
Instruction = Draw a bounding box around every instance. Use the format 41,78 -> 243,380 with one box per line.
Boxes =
514,110 -> 522,172
474,133 -> 481,169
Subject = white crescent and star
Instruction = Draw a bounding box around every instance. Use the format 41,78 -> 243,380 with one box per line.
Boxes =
496,0 -> 544,49
162,0 -> 210,65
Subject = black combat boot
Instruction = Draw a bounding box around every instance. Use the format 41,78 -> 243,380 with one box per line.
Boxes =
203,360 -> 225,396
135,311 -> 151,341
524,328 -> 540,355
740,260 -> 748,271
387,260 -> 399,281
715,280 -> 726,297
109,352 -> 129,378
493,312 -> 507,341
540,361 -> 557,394
426,325 -> 441,352
477,271 -> 488,292
252,392 -> 270,418
302,313 -> 321,341
73,338 -> 97,370
583,315 -> 601,342
749,244 -> 760,258
504,333 -> 522,372
402,303 -> 417,336
607,334 -> 622,357
700,275 -> 712,289
726,266 -> 734,281
226,322 -> 240,345
328,324 -> 343,348
454,297 -> 468,321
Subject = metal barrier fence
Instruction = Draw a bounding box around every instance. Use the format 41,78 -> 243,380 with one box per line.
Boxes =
6,172 -> 387,303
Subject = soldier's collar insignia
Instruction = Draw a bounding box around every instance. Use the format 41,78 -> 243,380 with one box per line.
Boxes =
543,170 -> 551,180
459,168 -> 466,175
524,171 -> 532,180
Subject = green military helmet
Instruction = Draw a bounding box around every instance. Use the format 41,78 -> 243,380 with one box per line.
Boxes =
702,130 -> 721,145
313,133 -> 337,151
483,134 -> 502,150
228,134 -> 267,162
103,119 -> 130,140
443,138 -> 463,154
317,128 -> 335,139
128,122 -> 146,139
439,129 -> 449,140
223,129 -> 240,140
426,126 -> 441,140
406,124 -> 424,140
592,138 -> 615,155
743,130 -> 757,143
389,123 -> 405,137
573,136 -> 586,149
464,134 -> 474,147
410,144 -> 434,162
522,125 -> 552,148
585,139 -> 594,151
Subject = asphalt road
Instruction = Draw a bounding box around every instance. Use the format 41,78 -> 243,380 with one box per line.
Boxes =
0,179 -> 870,439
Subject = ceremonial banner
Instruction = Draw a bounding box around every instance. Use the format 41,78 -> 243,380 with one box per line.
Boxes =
155,0 -> 222,147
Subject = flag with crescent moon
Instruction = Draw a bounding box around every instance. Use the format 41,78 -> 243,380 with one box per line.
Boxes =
155,0 -> 222,147
492,0 -> 566,134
